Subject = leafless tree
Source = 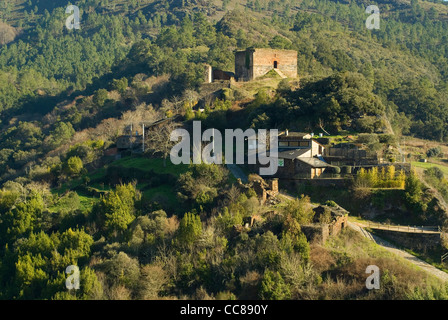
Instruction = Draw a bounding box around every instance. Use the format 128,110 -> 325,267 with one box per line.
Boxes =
0,20 -> 17,45
145,121 -> 180,167
171,95 -> 183,114
318,118 -> 330,136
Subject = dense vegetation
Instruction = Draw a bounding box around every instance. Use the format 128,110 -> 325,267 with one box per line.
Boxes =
1,0 -> 448,300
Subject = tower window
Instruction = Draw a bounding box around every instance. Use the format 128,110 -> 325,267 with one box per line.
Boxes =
274,61 -> 278,68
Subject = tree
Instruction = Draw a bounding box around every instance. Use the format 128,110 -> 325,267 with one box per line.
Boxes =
269,35 -> 291,49
137,263 -> 168,299
176,212 -> 202,246
93,89 -> 108,107
104,252 -> 140,290
282,196 -> 314,225
46,122 -> 75,150
96,184 -> 140,237
0,20 -> 17,45
111,78 -> 128,94
63,156 -> 83,177
259,269 -> 291,300
427,147 -> 442,158
3,194 -> 44,243
145,121 -> 180,167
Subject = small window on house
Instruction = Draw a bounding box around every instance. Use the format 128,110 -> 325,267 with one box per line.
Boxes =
300,141 -> 310,147
289,141 -> 299,147
279,141 -> 289,147
278,159 -> 284,167
274,61 -> 278,68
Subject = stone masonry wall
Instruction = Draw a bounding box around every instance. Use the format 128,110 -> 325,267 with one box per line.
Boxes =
252,48 -> 297,79
235,48 -> 297,81
373,229 -> 442,250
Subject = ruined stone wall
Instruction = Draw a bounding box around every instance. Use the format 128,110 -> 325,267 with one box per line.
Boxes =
270,178 -> 279,193
373,229 -> 442,250
204,64 -> 212,83
235,50 -> 253,81
302,224 -> 329,244
329,215 -> 348,235
213,69 -> 233,81
294,178 -> 347,187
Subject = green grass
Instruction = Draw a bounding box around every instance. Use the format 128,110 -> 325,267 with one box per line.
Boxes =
111,156 -> 189,176
411,161 -> 448,176
51,156 -> 188,213
142,184 -> 178,203
78,195 -> 99,211
54,156 -> 188,194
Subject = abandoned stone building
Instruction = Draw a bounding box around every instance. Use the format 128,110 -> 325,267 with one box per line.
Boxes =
203,64 -> 235,83
301,204 -> 349,243
237,176 -> 279,205
234,48 -> 298,81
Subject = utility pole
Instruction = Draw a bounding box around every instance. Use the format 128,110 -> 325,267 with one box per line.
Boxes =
130,123 -> 133,151
142,123 -> 145,153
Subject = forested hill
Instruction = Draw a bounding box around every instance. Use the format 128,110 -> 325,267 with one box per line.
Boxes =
0,0 -> 448,181
2,0 -> 448,301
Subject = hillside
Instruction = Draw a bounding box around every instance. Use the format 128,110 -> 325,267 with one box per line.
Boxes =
1,0 -> 448,301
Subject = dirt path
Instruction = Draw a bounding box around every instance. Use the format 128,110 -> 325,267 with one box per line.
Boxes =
348,222 -> 448,282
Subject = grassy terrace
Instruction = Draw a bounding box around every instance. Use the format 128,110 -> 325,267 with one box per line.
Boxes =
52,156 -> 242,213
53,156 -> 190,212
411,161 -> 448,176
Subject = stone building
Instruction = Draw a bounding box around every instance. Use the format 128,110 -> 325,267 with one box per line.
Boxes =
237,177 -> 279,205
301,204 -> 349,243
234,48 -> 298,81
255,131 -> 330,179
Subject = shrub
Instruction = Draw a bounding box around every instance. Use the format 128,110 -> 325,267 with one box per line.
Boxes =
63,156 -> 83,177
259,269 -> 291,300
427,147 -> 442,158
176,212 -> 202,246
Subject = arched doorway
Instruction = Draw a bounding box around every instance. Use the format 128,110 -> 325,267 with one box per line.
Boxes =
273,61 -> 278,68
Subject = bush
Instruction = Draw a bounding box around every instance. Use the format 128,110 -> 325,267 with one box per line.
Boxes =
424,166 -> 444,180
378,134 -> 396,145
93,89 -> 108,107
427,147 -> 442,158
176,212 -> 202,246
325,200 -> 338,207
259,269 -> 291,300
63,156 -> 83,177
357,133 -> 379,145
